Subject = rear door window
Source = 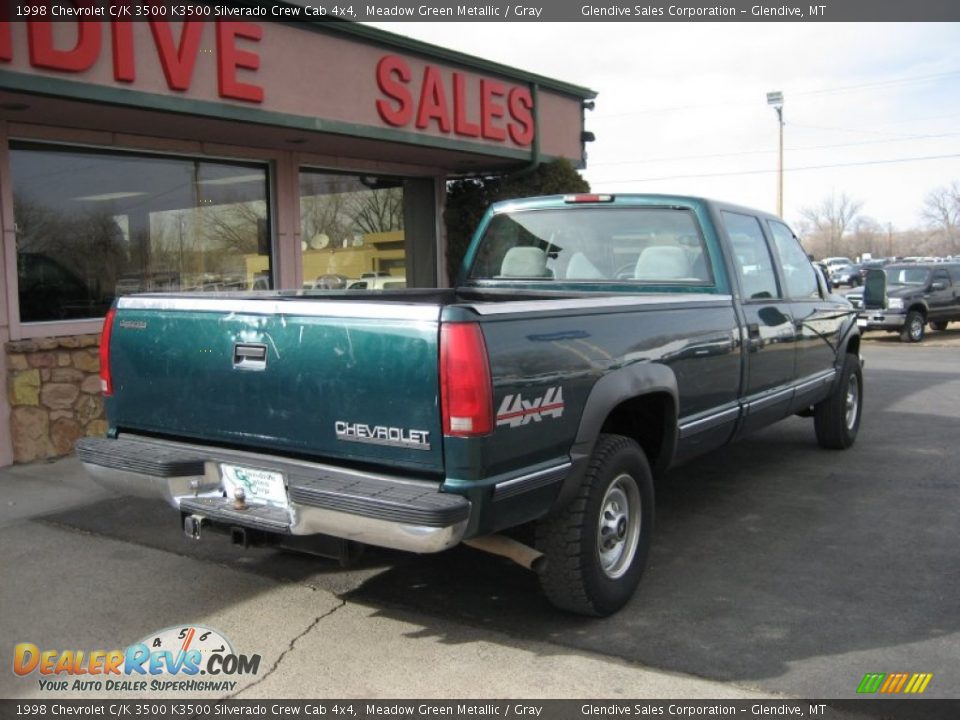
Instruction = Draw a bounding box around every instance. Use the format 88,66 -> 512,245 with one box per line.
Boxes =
768,220 -> 820,299
932,269 -> 951,287
721,212 -> 780,300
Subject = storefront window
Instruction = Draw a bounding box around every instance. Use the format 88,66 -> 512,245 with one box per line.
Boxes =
298,170 -> 405,290
10,142 -> 271,323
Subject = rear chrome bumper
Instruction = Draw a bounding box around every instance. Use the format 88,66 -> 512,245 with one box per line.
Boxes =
78,435 -> 469,554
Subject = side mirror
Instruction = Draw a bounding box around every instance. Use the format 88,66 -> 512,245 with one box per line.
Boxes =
863,269 -> 886,310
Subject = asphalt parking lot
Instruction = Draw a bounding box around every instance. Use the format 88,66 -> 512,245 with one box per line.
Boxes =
345,334 -> 960,697
3,332 -> 958,700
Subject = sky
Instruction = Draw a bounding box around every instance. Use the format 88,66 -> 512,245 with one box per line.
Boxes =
369,22 -> 960,232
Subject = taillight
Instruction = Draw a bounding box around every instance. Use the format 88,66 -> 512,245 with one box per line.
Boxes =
99,308 -> 116,396
440,323 -> 493,437
563,193 -> 614,203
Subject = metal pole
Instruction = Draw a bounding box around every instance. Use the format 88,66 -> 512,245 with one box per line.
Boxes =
777,106 -> 784,217
766,91 -> 785,218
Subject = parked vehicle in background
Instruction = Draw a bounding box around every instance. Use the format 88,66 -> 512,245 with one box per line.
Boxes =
250,273 -> 271,291
78,194 -> 861,617
814,261 -> 833,288
304,274 -> 349,290
302,274 -> 407,290
115,272 -> 181,296
347,275 -> 407,290
822,257 -> 854,273
851,262 -> 960,342
830,263 -> 862,287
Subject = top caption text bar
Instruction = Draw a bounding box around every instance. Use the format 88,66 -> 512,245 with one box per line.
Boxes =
7,0 -> 960,22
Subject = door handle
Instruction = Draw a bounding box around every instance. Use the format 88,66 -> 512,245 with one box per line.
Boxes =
233,343 -> 267,371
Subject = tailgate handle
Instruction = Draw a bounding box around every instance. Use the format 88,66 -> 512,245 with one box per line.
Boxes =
233,343 -> 267,371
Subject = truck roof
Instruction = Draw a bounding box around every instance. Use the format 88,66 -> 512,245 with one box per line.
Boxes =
489,194 -> 783,222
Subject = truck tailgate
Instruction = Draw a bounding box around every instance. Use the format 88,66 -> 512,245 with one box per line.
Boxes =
108,295 -> 443,473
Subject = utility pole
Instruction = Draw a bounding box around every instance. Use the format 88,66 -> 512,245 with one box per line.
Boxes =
766,91 -> 785,217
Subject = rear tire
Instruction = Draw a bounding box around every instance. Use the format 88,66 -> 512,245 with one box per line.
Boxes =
535,434 -> 654,617
814,354 -> 863,450
930,321 -> 949,332
900,311 -> 925,342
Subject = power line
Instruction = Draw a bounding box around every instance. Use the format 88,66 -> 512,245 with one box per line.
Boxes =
791,70 -> 960,97
852,111 -> 960,127
587,153 -> 960,185
788,122 -> 928,138
588,132 -> 960,168
593,70 -> 960,120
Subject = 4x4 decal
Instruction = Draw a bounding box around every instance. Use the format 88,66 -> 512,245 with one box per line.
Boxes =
496,387 -> 565,428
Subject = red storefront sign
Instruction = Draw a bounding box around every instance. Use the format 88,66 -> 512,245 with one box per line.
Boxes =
376,54 -> 534,146
0,20 -> 263,102
0,21 -> 536,147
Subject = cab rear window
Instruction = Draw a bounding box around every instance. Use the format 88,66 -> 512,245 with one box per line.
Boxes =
468,208 -> 713,286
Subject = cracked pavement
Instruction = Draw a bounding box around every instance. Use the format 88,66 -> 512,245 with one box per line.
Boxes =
0,468 -> 769,699
226,600 -> 347,699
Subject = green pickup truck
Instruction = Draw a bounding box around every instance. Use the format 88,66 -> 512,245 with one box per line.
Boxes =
79,194 -> 862,616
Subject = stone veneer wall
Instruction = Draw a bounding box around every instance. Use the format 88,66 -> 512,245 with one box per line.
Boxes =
5,335 -> 106,463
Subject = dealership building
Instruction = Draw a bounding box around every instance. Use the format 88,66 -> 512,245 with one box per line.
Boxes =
0,17 -> 594,466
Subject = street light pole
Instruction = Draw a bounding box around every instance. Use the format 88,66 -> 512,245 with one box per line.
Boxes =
766,91 -> 784,217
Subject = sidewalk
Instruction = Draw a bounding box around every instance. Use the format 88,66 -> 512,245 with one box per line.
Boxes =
0,457 -> 775,700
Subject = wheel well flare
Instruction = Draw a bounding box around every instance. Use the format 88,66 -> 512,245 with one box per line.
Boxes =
599,393 -> 675,476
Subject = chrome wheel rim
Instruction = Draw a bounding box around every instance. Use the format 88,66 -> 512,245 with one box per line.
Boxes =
597,474 -> 641,580
910,317 -> 923,341
845,373 -> 860,430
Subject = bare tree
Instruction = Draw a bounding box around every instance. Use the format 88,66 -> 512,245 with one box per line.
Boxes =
199,199 -> 266,256
348,187 -> 404,236
850,216 -> 885,259
921,182 -> 960,255
300,184 -> 404,248
13,195 -> 63,255
798,192 -> 864,258
301,189 -> 352,249
14,194 -> 127,294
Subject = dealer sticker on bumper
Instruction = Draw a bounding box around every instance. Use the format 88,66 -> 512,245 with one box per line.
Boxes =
220,464 -> 288,508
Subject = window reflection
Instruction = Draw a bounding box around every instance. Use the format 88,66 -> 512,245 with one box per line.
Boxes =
11,143 -> 271,322
298,170 -> 406,290
722,211 -> 781,301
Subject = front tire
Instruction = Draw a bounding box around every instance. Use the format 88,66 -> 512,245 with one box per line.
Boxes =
814,353 -> 863,449
900,311 -> 925,342
535,434 -> 654,617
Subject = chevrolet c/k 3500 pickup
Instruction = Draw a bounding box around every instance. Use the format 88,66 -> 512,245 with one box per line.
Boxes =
79,193 -> 862,616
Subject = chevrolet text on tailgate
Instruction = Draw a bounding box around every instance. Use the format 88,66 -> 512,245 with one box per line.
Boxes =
80,194 -> 862,616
